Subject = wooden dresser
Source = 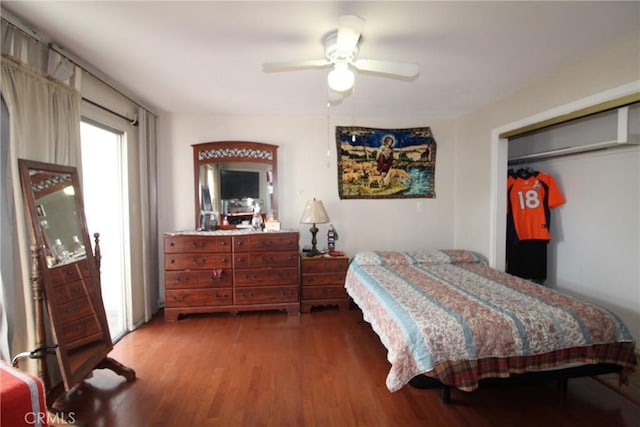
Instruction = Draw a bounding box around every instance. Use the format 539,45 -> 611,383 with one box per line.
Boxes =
300,254 -> 350,313
164,231 -> 299,320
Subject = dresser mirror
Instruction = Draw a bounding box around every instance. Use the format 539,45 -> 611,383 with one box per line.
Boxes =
193,141 -> 278,229
18,159 -> 134,397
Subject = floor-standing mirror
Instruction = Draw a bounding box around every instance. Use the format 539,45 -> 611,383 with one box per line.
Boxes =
18,159 -> 135,404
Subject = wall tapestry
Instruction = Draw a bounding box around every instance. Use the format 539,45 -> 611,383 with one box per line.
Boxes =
336,126 -> 436,199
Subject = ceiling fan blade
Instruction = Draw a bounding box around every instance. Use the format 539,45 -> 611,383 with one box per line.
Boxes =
336,15 -> 365,52
352,59 -> 420,78
262,59 -> 331,72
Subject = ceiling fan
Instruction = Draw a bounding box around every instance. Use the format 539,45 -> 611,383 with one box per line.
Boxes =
262,15 -> 420,101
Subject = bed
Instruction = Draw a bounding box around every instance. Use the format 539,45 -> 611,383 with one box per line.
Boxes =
344,249 -> 637,402
1,361 -> 49,427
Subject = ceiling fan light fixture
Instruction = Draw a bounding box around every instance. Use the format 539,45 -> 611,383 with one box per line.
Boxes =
328,62 -> 354,92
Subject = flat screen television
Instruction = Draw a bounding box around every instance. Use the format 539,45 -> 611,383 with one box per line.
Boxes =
220,170 -> 260,200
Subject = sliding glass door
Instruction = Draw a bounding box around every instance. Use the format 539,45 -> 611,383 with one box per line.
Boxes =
80,120 -> 129,341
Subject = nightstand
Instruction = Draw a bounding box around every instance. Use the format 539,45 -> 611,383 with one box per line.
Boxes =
300,254 -> 350,313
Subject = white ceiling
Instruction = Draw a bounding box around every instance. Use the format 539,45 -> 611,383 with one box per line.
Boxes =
2,1 -> 639,118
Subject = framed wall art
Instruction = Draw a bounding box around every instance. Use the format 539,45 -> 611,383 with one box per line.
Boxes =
336,126 -> 436,199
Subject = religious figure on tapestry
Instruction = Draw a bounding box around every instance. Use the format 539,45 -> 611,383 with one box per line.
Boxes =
336,126 -> 436,199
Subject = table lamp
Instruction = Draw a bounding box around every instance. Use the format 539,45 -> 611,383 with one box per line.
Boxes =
300,198 -> 330,256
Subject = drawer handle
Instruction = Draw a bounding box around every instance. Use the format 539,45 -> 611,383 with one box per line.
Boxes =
173,294 -> 186,301
214,293 -> 229,299
240,292 -> 254,298
210,269 -> 223,280
191,241 -> 207,248
170,242 -> 175,247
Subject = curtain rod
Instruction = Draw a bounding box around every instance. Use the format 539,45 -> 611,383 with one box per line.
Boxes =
82,97 -> 139,126
50,43 -> 158,118
0,10 -> 41,42
1,11 -> 157,117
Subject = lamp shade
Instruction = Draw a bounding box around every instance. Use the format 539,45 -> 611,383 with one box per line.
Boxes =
300,199 -> 330,224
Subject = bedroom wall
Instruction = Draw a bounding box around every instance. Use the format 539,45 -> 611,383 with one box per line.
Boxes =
157,115 -> 457,257
452,29 -> 640,345
156,29 -> 639,344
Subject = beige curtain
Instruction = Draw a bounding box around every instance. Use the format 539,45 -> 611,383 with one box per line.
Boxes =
0,54 -> 81,375
137,109 -> 159,322
1,17 -> 160,372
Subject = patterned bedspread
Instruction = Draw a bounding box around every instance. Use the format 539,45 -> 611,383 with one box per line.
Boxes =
345,250 -> 637,392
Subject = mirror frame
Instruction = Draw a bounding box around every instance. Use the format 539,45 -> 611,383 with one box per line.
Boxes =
18,159 -> 121,392
192,141 -> 278,229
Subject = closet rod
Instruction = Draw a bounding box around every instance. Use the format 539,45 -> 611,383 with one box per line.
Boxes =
507,139 -> 635,166
82,97 -> 139,126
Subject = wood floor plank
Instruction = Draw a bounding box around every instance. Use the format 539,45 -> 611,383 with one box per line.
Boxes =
52,308 -> 640,426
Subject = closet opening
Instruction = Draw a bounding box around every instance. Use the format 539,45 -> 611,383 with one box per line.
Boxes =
491,91 -> 639,348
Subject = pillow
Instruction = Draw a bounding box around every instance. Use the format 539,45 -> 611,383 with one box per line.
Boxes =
352,249 -> 487,267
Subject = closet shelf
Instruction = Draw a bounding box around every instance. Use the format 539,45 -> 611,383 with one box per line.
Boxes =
508,137 -> 639,165
508,105 -> 639,166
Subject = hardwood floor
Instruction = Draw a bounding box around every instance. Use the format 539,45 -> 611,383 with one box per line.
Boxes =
52,307 -> 639,427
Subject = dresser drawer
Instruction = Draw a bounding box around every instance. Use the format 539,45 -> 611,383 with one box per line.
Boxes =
56,298 -> 97,325
302,285 -> 348,300
77,259 -> 92,278
164,253 -> 232,270
234,232 -> 298,252
50,263 -> 83,284
301,257 -> 349,274
234,267 -> 298,286
302,272 -> 346,286
166,289 -> 232,307
51,279 -> 90,304
233,251 -> 298,268
234,286 -> 299,304
165,270 -> 232,289
164,235 -> 232,253
60,315 -> 102,348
